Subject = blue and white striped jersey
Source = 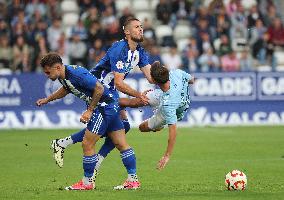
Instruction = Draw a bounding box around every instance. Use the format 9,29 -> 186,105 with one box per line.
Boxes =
59,65 -> 115,106
89,39 -> 149,98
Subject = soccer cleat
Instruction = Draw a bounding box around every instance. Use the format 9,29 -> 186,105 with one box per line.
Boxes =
113,180 -> 140,190
65,180 -> 94,190
50,139 -> 65,168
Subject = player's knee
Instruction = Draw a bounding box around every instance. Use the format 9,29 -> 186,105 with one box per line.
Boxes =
139,122 -> 148,132
82,138 -> 93,152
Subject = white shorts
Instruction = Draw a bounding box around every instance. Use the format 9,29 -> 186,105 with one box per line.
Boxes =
145,89 -> 166,130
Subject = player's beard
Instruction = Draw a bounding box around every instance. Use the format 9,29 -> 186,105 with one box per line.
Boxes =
131,35 -> 144,43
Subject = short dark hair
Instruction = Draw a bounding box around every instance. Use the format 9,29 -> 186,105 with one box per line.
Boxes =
150,61 -> 169,84
123,17 -> 140,30
40,52 -> 63,68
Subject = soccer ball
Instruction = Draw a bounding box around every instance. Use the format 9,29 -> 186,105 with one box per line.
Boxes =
225,170 -> 247,191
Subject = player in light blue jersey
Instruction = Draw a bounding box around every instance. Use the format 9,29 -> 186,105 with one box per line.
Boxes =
36,53 -> 140,190
127,61 -> 195,170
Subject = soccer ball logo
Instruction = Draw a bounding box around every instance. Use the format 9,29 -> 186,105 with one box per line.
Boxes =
225,170 -> 247,191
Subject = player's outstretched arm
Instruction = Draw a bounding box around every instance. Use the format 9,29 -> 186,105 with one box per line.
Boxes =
119,98 -> 145,108
36,86 -> 69,106
113,72 -> 149,104
157,124 -> 177,170
140,64 -> 154,84
80,81 -> 104,124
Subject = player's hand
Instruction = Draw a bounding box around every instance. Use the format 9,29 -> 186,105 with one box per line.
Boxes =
139,92 -> 149,105
36,98 -> 49,107
142,89 -> 153,96
157,155 -> 170,170
80,109 -> 92,124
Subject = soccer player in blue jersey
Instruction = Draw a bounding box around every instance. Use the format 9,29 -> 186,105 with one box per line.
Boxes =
36,53 -> 140,190
136,61 -> 194,170
50,18 -> 154,188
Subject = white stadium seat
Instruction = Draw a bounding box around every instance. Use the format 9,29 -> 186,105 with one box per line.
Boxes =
116,0 -> 131,11
61,0 -> 79,13
132,0 -> 150,11
62,13 -> 79,27
173,24 -> 191,40
155,25 -> 173,41
177,38 -> 189,52
136,12 -> 153,22
274,51 -> 284,65
150,0 -> 159,10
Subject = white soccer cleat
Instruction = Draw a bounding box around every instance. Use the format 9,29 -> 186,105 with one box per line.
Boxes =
50,139 -> 65,168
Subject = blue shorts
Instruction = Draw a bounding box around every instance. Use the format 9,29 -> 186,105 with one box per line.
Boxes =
87,105 -> 124,137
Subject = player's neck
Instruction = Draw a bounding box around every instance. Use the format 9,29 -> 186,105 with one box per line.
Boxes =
128,39 -> 138,51
159,81 -> 170,92
59,65 -> 66,79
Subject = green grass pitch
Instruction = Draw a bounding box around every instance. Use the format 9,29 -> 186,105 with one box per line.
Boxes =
0,126 -> 283,200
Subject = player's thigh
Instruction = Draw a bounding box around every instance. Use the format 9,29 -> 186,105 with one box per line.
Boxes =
147,110 -> 166,131
107,129 -> 130,151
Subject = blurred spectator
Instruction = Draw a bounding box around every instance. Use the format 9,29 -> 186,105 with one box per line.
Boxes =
12,21 -> 28,42
267,17 -> 284,47
230,4 -> 248,39
25,0 -> 47,19
252,32 -> 276,70
0,1 -> 7,20
198,48 -> 219,72
101,6 -> 116,28
182,49 -> 199,72
263,4 -> 280,26
78,0 -> 98,15
156,0 -> 172,24
98,0 -> 116,15
82,6 -> 100,29
46,0 -> 62,19
69,34 -> 87,67
105,19 -> 122,44
247,5 -> 264,28
239,49 -> 253,71
32,35 -> 48,72
11,8 -> 29,28
171,0 -> 191,19
30,19 -> 48,46
217,34 -> 232,56
0,18 -> 11,39
249,19 -> 267,46
57,33 -> 70,65
215,7 -> 231,38
88,38 -> 106,68
208,0 -> 225,16
148,45 -> 163,65
220,50 -> 240,72
192,6 -> 215,29
143,18 -> 157,45
12,35 -> 31,72
6,0 -> 25,23
0,34 -> 13,70
161,43 -> 182,70
71,19 -> 88,41
47,17 -> 63,51
197,32 -> 214,55
87,20 -> 106,46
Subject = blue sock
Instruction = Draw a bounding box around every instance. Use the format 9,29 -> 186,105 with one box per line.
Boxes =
71,128 -> 86,144
122,119 -> 131,133
98,137 -> 115,157
120,148 -> 136,174
97,119 -> 130,158
83,154 -> 97,177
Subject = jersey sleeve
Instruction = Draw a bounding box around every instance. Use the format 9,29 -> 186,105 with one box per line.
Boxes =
162,104 -> 178,125
108,45 -> 127,74
138,48 -> 150,68
177,69 -> 193,82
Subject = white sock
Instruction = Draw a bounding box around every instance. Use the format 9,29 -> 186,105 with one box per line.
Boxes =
83,176 -> 93,185
57,136 -> 73,148
94,154 -> 105,171
128,174 -> 138,182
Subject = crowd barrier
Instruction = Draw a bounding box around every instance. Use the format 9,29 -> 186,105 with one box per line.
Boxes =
0,72 -> 283,129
